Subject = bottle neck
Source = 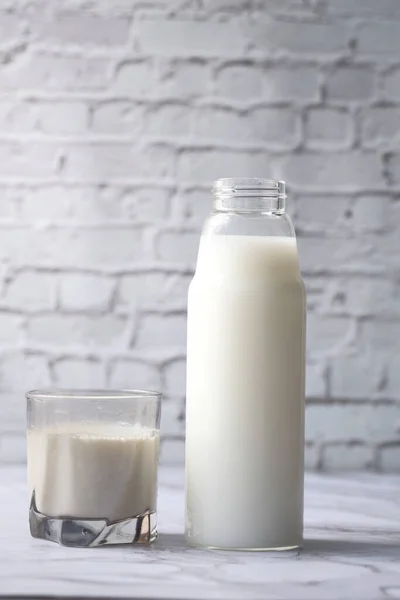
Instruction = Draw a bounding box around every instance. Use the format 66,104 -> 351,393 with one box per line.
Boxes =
212,178 -> 286,214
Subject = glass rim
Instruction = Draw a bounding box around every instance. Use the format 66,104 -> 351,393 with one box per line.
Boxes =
26,388 -> 162,402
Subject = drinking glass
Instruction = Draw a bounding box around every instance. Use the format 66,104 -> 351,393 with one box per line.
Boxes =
27,389 -> 161,548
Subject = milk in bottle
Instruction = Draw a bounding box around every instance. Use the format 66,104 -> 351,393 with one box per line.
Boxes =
185,178 -> 306,550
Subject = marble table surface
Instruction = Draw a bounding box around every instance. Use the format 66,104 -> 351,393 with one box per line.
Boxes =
1,466 -> 400,600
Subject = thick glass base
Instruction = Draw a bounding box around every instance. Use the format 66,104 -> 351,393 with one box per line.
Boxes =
29,494 -> 157,547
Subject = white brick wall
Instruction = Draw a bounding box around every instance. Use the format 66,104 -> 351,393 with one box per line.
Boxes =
0,0 -> 399,471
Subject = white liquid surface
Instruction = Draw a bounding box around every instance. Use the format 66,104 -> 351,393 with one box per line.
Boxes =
186,235 -> 306,549
27,423 -> 159,522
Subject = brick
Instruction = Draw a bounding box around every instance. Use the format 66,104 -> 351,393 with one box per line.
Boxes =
0,352 -> 50,391
59,273 -> 115,312
359,321 -> 400,352
0,227 -> 150,268
304,444 -> 320,471
383,153 -> 400,186
327,0 -> 400,19
64,0 -> 173,14
136,19 -> 248,57
379,222 -> 400,268
63,143 -> 175,181
0,226 -> 39,268
275,152 -> 383,192
178,149 -> 270,183
121,186 -> 171,222
193,108 -> 250,144
304,275 -> 330,313
34,11 -> 130,47
251,107 -> 299,149
357,22 -> 400,57
295,236 -> 386,275
135,314 -> 186,350
330,353 -> 386,400
220,0 -> 320,16
18,227 -> 148,267
0,52 -> 110,91
160,438 -> 184,464
321,443 -> 374,471
34,102 -> 88,136
0,12 -> 24,45
53,357 -> 106,388
26,315 -> 128,348
156,229 -> 199,265
0,102 -> 38,135
164,359 -> 186,398
360,107 -> 400,149
352,195 -> 390,232
0,192 -> 17,219
132,0 -> 184,17
0,393 -> 25,432
19,187 -> 72,221
250,19 -> 350,56
146,103 -> 192,137
21,186 -> 129,223
171,188 -> 210,226
329,277 -> 398,318
263,66 -> 320,102
113,60 -> 157,96
387,357 -> 400,401
109,359 -> 161,390
202,0 -> 261,13
306,361 -> 327,398
2,271 -> 56,312
69,187 -> 124,222
160,399 -> 185,437
0,142 -> 62,179
118,272 -> 191,310
383,68 -> 400,100
0,433 -> 26,464
359,226 -> 399,276
215,62 -> 264,101
305,108 -> 352,150
378,445 -> 400,472
304,276 -> 333,313
21,186 -> 147,224
325,67 -> 375,102
0,187 -> 24,219
306,404 -> 400,444
158,60 -> 211,98
22,186 -> 168,224
0,314 -> 23,345
91,101 -> 145,135
307,314 -> 353,357
298,237 -> 378,274
295,195 -> 350,231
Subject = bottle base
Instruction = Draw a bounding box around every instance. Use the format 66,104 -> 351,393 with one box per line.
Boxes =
186,537 -> 302,554
29,493 -> 157,547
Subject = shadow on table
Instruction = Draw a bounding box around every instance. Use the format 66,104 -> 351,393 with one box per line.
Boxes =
154,533 -> 190,551
155,534 -> 400,559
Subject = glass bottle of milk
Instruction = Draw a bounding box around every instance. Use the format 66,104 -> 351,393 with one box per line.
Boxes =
185,178 -> 306,551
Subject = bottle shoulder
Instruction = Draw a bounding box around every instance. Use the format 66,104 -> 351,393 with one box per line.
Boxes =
203,211 -> 296,239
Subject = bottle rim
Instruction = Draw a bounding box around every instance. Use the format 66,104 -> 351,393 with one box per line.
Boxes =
212,178 -> 286,200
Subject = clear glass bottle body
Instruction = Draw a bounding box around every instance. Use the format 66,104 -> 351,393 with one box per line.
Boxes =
185,178 -> 306,551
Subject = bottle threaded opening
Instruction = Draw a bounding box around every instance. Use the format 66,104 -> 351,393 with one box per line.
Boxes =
212,178 -> 286,213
